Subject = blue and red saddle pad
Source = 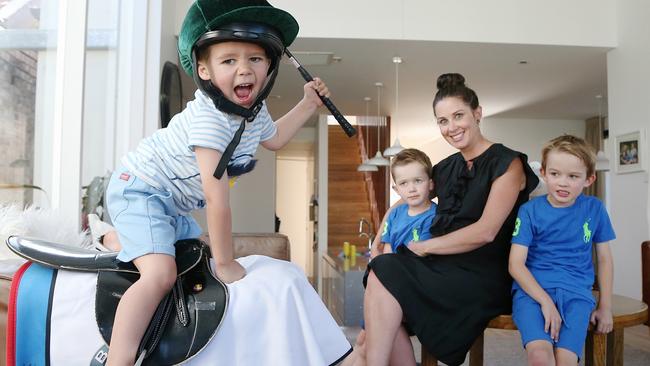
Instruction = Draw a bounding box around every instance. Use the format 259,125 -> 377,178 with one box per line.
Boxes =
7,262 -> 71,366
6,260 -> 203,366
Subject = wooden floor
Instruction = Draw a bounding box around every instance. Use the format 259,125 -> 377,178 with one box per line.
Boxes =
342,324 -> 650,365
624,324 -> 650,353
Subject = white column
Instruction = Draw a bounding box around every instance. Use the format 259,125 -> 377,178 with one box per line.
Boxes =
113,0 -> 148,162
50,0 -> 88,228
144,0 -> 163,138
113,0 -> 164,162
317,114 -> 329,294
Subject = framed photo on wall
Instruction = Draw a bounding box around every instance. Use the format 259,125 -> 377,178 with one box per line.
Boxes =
615,130 -> 645,174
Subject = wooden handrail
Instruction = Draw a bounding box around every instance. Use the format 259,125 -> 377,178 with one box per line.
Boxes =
357,127 -> 381,233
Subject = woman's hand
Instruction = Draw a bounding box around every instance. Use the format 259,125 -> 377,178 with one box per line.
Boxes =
370,241 -> 384,259
540,299 -> 562,342
215,259 -> 246,284
407,241 -> 430,256
590,307 -> 613,334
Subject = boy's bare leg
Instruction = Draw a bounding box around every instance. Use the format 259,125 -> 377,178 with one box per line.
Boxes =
102,231 -> 122,252
88,214 -> 122,252
389,325 -> 416,365
106,254 -> 176,366
525,340 -> 555,366
554,348 -> 578,366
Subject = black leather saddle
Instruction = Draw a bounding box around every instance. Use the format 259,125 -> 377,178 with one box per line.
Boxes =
6,236 -> 228,365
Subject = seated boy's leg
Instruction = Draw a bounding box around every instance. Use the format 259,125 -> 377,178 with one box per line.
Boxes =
512,290 -> 556,363
107,254 -> 177,365
554,348 -> 578,366
88,213 -> 122,251
554,295 -> 594,362
101,230 -> 122,252
525,340 -> 555,365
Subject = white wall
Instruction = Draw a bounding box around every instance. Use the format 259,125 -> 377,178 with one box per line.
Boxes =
192,147 -> 277,234
160,2 -> 180,67
389,117 -> 584,205
231,147 -> 277,232
398,117 -> 585,166
481,118 -> 586,163
269,0 -> 615,48
605,0 -> 650,299
276,126 -> 317,273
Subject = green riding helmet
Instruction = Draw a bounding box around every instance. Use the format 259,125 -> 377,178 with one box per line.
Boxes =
178,0 -> 299,118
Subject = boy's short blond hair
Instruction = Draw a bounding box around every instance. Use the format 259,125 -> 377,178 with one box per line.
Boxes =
390,148 -> 433,180
541,135 -> 596,177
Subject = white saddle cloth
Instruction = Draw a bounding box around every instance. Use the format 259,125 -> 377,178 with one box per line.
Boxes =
40,255 -> 350,365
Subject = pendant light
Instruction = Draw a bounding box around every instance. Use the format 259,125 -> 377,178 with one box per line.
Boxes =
357,96 -> 379,172
384,56 -> 405,157
367,82 -> 390,166
594,94 -> 610,171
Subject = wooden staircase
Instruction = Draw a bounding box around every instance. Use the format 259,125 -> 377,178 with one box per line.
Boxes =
328,126 -> 374,253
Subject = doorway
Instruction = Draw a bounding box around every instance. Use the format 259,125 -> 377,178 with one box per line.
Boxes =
276,139 -> 316,281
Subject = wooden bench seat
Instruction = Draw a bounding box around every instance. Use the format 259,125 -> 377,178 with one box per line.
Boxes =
421,294 -> 648,366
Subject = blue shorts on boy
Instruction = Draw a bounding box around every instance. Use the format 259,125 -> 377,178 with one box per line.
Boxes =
513,288 -> 594,357
106,166 -> 204,262
107,90 -> 277,262
381,203 -> 437,252
511,194 -> 616,356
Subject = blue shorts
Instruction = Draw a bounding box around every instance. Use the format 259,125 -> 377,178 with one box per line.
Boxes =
512,288 -> 595,358
105,166 -> 203,262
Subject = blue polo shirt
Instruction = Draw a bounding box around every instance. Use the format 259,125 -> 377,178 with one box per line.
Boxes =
511,194 -> 615,299
381,203 -> 437,252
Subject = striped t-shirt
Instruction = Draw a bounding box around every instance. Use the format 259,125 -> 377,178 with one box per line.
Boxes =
122,89 -> 277,214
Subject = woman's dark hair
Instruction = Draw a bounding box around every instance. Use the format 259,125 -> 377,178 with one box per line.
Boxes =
432,73 -> 479,115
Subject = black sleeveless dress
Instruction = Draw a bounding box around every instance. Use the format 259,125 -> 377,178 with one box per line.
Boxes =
367,144 -> 538,365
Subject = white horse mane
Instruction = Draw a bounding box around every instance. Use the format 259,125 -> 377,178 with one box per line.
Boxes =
0,204 -> 90,262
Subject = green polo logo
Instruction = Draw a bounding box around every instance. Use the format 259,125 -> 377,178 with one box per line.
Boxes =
412,228 -> 420,242
583,221 -> 592,243
382,221 -> 388,236
513,217 -> 521,237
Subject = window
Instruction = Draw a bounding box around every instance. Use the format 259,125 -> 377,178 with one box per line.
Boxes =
0,0 -> 58,207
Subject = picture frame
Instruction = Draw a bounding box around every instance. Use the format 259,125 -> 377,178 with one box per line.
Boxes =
615,130 -> 645,174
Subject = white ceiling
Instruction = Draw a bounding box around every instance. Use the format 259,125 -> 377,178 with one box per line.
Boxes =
265,37 -> 610,131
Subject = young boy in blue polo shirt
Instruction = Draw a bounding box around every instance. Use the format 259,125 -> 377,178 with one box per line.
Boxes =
355,148 -> 437,364
509,135 -> 615,365
376,148 -> 437,254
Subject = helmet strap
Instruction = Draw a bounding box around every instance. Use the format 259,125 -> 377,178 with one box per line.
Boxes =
212,107 -> 260,180
213,117 -> 246,180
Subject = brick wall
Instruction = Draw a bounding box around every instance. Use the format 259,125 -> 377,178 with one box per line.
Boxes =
0,50 -> 37,206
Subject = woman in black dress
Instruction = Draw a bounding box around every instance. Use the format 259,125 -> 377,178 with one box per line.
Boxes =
363,73 -> 539,366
